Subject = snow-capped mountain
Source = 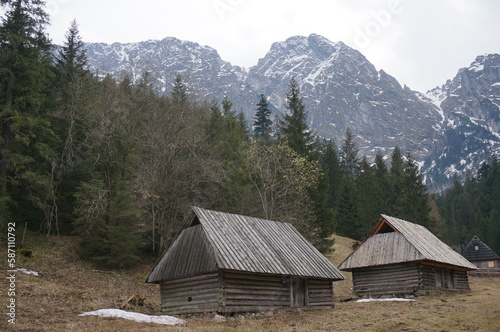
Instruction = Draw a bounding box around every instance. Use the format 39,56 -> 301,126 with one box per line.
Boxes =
247,34 -> 442,161
85,37 -> 256,112
423,54 -> 500,189
84,34 -> 500,190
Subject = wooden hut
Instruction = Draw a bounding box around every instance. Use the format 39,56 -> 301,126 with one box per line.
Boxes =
338,214 -> 476,297
146,207 -> 345,315
461,235 -> 500,276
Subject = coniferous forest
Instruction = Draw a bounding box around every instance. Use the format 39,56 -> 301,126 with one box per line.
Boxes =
1,0 -> 499,269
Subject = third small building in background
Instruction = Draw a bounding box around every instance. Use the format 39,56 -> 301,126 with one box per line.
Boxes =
461,235 -> 500,277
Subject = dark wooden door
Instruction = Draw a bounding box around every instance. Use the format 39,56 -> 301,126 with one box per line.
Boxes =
291,278 -> 306,307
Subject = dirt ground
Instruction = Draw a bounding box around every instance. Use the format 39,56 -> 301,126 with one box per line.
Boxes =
2,232 -> 499,331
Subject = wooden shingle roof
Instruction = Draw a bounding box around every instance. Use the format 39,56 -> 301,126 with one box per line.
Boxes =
339,214 -> 477,271
461,235 -> 500,262
147,207 -> 345,283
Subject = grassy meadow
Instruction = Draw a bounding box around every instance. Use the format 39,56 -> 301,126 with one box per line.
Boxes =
1,231 -> 499,331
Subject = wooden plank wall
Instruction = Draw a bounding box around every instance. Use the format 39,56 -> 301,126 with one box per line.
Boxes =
420,264 -> 437,289
421,264 -> 471,291
308,278 -> 334,308
221,271 -> 290,313
160,272 -> 221,315
454,270 -> 470,290
352,262 -> 422,297
160,270 -> 335,315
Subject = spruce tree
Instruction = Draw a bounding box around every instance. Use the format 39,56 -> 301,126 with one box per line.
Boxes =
221,95 -> 234,118
0,0 -> 56,230
437,156 -> 500,253
401,153 -> 430,226
388,150 -> 431,228
335,176 -> 362,240
475,157 -> 500,252
73,76 -> 143,268
55,19 -> 88,80
319,139 -> 342,209
388,146 -> 404,215
373,151 -> 391,214
356,156 -> 379,233
340,129 -> 359,181
171,74 -> 187,108
205,97 -> 250,213
51,19 -> 93,233
253,93 -> 273,141
279,77 -> 315,159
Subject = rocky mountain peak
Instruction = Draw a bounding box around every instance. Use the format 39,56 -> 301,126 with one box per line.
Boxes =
82,34 -> 499,190
85,36 -> 247,94
247,34 -> 441,162
423,53 -> 500,189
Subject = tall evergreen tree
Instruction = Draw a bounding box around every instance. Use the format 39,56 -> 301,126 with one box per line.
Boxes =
171,74 -> 187,108
373,151 -> 391,214
335,176 -> 362,240
205,97 -> 250,213
475,157 -> 500,252
279,77 -> 315,159
0,0 -> 56,230
221,95 -> 234,118
388,146 -> 404,214
55,19 -> 88,80
50,19 -> 93,233
438,176 -> 475,245
73,76 -> 143,268
436,155 -> 500,253
340,129 -> 359,181
319,139 -> 342,209
397,152 -> 431,228
356,156 -> 380,233
253,93 -> 273,141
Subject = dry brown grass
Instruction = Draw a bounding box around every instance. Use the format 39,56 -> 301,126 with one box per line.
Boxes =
2,231 -> 499,331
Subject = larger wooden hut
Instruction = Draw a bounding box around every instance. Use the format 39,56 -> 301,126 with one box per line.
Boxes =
339,215 -> 476,297
147,207 -> 345,315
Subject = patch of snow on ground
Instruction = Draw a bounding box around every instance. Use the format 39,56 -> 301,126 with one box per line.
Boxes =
79,309 -> 185,325
17,268 -> 39,276
356,298 -> 416,303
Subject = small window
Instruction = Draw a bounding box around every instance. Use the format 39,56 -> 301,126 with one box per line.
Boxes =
474,246 -> 479,251
488,261 -> 495,268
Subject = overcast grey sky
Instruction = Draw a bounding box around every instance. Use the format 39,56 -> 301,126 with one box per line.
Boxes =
43,0 -> 499,92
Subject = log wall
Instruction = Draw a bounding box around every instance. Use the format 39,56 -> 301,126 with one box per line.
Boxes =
453,270 -> 470,290
160,270 -> 335,314
307,278 -> 334,308
352,262 -> 472,297
352,262 -> 422,297
160,272 -> 221,315
220,271 -> 334,312
420,264 -> 470,291
221,271 -> 290,313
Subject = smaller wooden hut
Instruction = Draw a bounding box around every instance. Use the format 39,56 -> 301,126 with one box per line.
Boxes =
339,215 -> 476,297
147,207 -> 345,315
461,235 -> 500,276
